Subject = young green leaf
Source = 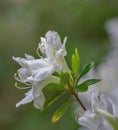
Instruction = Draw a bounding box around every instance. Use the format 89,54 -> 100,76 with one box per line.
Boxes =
79,62 -> 94,79
51,100 -> 72,123
74,79 -> 101,92
75,83 -> 88,92
60,72 -> 70,87
43,83 -> 63,92
44,93 -> 64,110
83,79 -> 101,86
71,48 -> 80,78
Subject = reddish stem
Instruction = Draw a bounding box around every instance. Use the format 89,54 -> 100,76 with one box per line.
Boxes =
72,92 -> 87,111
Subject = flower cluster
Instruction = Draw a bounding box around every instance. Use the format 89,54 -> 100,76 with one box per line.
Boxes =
13,31 -> 69,110
13,30 -> 118,129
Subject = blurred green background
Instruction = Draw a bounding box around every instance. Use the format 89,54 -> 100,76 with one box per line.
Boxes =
0,0 -> 118,130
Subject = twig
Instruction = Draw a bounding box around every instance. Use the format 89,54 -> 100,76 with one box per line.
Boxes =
72,92 -> 87,111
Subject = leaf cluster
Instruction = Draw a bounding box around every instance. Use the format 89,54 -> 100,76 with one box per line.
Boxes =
42,48 -> 101,123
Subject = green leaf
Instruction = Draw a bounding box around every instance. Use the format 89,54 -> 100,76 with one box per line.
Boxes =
75,83 -> 88,92
60,72 -> 70,87
79,62 -> 94,79
43,83 -> 63,92
71,48 -> 80,78
75,79 -> 101,92
44,93 -> 64,110
85,79 -> 101,86
51,100 -> 72,123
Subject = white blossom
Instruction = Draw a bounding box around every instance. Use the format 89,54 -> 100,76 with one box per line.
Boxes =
13,31 -> 69,109
38,31 -> 69,73
78,92 -> 114,130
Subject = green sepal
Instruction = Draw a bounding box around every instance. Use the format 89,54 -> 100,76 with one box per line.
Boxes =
79,62 -> 94,79
71,48 -> 80,78
74,79 -> 101,92
51,100 -> 72,123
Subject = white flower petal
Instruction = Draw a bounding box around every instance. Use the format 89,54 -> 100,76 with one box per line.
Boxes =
32,83 -> 45,109
13,56 -> 48,70
25,53 -> 35,60
17,68 -> 31,82
31,65 -> 55,81
78,111 -> 113,130
54,49 -> 65,61
44,31 -> 66,59
33,91 -> 45,110
78,111 -> 99,130
16,89 -> 33,108
45,31 -> 62,49
91,92 -> 113,114
96,109 -> 117,130
32,75 -> 60,109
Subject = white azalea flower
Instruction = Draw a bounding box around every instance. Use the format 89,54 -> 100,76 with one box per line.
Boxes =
13,31 -> 69,82
38,31 -> 69,72
78,111 -> 113,130
93,91 -> 118,130
13,31 -> 69,109
78,92 -> 114,130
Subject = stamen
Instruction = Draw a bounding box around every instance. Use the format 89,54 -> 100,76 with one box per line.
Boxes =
14,73 -> 31,86
36,47 -> 44,58
79,112 -> 84,117
15,83 -> 31,89
75,112 -> 84,123
37,42 -> 46,57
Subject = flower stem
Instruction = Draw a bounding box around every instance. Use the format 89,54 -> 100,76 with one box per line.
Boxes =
72,92 -> 87,111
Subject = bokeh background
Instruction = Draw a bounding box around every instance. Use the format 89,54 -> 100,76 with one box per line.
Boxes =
0,0 -> 118,130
